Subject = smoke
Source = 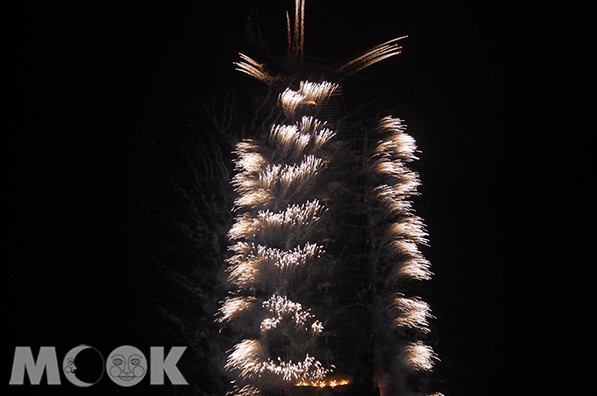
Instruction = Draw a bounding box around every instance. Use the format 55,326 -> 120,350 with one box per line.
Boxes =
132,91 -> 240,395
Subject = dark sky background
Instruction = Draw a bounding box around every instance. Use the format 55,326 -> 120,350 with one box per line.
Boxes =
6,1 -> 576,395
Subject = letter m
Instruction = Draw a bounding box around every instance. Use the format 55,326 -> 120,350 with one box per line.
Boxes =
9,347 -> 61,385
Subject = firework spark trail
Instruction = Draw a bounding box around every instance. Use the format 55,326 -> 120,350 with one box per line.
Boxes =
269,124 -> 311,159
218,296 -> 258,323
233,154 -> 325,210
278,82 -> 340,117
400,342 -> 439,372
234,53 -> 274,84
390,296 -> 433,333
226,241 -> 324,289
225,339 -> 267,379
340,36 -> 408,74
268,117 -> 336,161
299,81 -> 339,104
388,216 -> 429,245
228,384 -> 262,396
260,155 -> 323,194
279,88 -> 307,117
225,339 -> 332,383
286,0 -> 305,58
228,200 -> 326,246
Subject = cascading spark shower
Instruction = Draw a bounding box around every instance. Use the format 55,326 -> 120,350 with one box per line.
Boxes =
217,2 -> 441,395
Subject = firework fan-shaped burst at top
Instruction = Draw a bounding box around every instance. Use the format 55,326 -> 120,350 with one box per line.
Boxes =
217,1 -> 441,395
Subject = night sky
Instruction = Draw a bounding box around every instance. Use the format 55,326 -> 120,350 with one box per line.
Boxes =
7,1 -> 575,395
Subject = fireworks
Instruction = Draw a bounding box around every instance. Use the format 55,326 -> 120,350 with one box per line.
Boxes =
226,242 -> 324,289
217,296 -> 257,323
391,296 -> 433,333
340,36 -> 408,74
220,1 -> 440,395
258,354 -> 331,383
225,339 -> 331,383
260,295 -> 323,335
234,53 -> 275,84
279,82 -> 340,117
286,0 -> 305,58
224,339 -> 267,380
228,200 -> 326,246
228,384 -> 262,396
222,75 -> 336,392
400,341 -> 439,372
269,117 -> 336,159
295,378 -> 351,388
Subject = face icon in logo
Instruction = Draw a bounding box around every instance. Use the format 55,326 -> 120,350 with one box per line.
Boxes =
64,357 -> 76,374
107,345 -> 147,387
